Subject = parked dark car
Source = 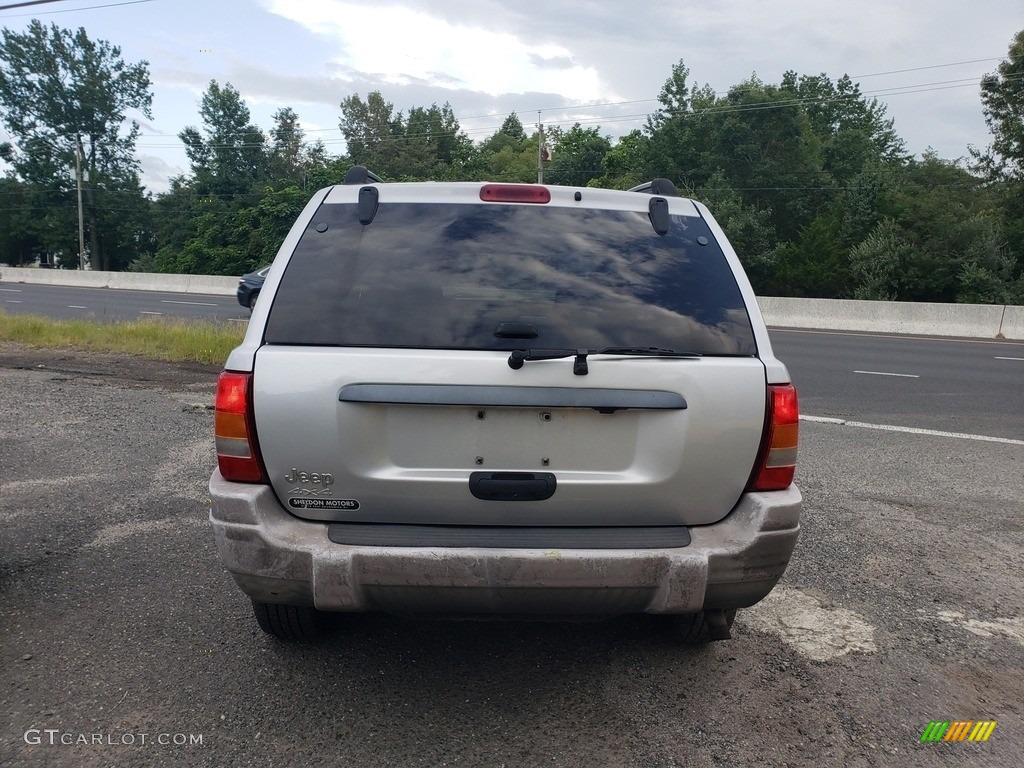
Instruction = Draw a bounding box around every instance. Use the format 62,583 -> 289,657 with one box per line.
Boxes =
236,266 -> 270,311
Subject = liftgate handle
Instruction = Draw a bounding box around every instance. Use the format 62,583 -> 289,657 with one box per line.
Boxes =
468,472 -> 557,501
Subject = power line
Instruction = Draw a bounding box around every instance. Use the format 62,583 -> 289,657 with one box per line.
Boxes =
0,0 -> 153,15
851,58 -> 1006,79
122,65 -> 1022,152
20,51 -> 1008,149
2,52 -> 1012,183
121,73 -> 1014,152
2,49 -> 1006,157
0,0 -> 78,9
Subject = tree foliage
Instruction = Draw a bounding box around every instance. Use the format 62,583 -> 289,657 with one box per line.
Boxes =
1,20 -> 1021,306
180,80 -> 266,197
0,20 -> 152,269
545,124 -> 611,187
339,93 -> 474,180
977,30 -> 1024,182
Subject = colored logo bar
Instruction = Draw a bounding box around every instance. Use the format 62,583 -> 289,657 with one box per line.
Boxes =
920,721 -> 997,742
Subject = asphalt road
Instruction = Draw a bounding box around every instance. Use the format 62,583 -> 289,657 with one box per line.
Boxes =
772,329 -> 1024,441
1,350 -> 1021,767
0,283 -> 248,323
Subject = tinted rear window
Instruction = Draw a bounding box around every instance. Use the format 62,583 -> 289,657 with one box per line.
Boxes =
265,202 -> 756,355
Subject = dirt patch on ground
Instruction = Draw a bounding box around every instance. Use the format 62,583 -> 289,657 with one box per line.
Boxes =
0,342 -> 220,391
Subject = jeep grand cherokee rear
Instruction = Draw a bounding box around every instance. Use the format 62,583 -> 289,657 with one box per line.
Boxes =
209,168 -> 801,642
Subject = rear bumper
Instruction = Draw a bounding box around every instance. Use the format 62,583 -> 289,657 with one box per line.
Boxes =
209,471 -> 801,615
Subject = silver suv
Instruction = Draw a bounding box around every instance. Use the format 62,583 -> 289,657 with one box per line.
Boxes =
209,167 -> 801,642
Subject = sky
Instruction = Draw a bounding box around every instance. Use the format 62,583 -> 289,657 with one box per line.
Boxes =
0,0 -> 1021,194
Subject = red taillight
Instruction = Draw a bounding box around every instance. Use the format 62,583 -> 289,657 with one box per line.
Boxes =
748,384 -> 799,491
215,371 -> 267,483
480,184 -> 551,204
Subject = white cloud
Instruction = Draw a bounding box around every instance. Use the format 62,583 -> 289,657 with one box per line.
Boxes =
138,155 -> 185,195
262,0 -> 613,101
42,0 -> 1024,192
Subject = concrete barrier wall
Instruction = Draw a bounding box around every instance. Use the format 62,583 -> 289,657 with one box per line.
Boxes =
0,267 -> 238,296
756,297 -> 1016,339
2,266 -> 1022,340
1000,305 -> 1024,341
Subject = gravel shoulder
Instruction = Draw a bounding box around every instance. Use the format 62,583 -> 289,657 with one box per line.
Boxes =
1,346 -> 1021,767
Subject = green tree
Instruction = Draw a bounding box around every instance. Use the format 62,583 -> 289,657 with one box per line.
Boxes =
476,114 -> 537,182
711,76 -> 830,243
781,72 -> 906,184
150,178 -> 211,273
954,215 -> 1017,303
595,129 -> 651,189
338,91 -> 403,176
0,20 -> 153,270
976,30 -> 1024,181
974,29 -> 1024,282
339,93 -> 475,180
545,124 -> 611,187
643,64 -> 831,241
404,102 -> 475,179
891,152 -> 994,302
849,218 -> 917,300
229,185 -> 308,270
828,161 -> 902,250
180,81 -> 267,197
162,81 -> 271,275
480,113 -> 528,156
768,215 -> 848,297
694,171 -> 776,290
0,178 -> 48,265
644,62 -> 719,189
268,107 -> 306,186
481,142 -> 538,182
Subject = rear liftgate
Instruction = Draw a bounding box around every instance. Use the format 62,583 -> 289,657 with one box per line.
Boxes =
328,382 -> 694,550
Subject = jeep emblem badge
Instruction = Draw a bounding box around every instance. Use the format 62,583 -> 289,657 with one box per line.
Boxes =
283,467 -> 335,485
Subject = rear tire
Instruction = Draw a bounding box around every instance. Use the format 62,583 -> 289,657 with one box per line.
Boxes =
664,609 -> 736,644
247,291 -> 259,313
251,600 -> 326,641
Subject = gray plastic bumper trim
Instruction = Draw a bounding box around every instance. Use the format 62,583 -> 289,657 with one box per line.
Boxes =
327,522 -> 691,549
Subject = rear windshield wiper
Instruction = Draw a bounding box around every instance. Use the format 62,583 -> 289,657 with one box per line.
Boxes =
508,347 -> 701,375
597,346 -> 702,358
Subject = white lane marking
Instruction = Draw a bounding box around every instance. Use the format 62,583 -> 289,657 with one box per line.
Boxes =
228,318 -> 248,323
853,370 -> 920,378
0,288 -> 22,292
995,356 -> 1024,361
5,300 -> 22,303
139,311 -> 163,315
741,586 -> 877,661
771,327 -> 1024,348
67,305 -> 87,309
160,300 -> 217,306
802,415 -> 1024,446
930,610 -> 1024,647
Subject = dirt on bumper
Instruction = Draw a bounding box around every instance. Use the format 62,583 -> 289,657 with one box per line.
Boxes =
209,471 -> 801,615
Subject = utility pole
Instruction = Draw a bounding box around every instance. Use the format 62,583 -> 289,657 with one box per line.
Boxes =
75,136 -> 86,270
537,111 -> 544,184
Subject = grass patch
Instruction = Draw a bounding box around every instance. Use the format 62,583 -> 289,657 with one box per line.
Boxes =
0,310 -> 245,365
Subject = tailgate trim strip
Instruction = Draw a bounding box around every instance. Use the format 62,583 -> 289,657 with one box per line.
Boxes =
327,522 -> 691,548
339,384 -> 686,412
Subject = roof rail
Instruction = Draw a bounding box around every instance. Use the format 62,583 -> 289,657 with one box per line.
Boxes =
628,178 -> 679,197
343,166 -> 384,185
